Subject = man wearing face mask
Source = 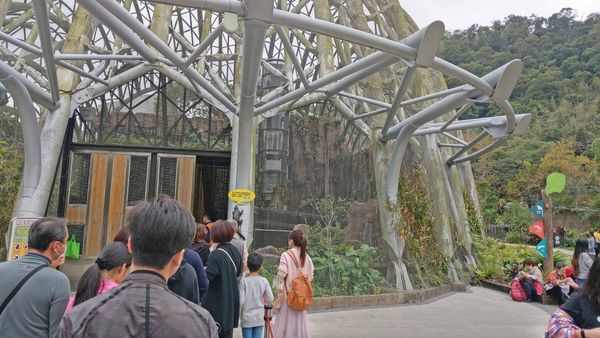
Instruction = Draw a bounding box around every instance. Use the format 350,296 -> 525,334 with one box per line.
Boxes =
0,217 -> 71,337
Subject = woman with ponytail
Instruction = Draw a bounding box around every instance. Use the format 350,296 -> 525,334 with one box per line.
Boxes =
273,229 -> 314,338
65,242 -> 131,312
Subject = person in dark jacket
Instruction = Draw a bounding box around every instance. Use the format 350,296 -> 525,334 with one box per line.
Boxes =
57,195 -> 218,338
184,248 -> 209,299
168,259 -> 200,304
116,227 -> 209,302
190,223 -> 210,266
203,220 -> 243,338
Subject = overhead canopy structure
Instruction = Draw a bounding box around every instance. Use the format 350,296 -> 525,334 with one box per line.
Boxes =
1,0 -> 529,288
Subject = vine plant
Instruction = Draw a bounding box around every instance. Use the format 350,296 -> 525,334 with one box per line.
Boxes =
392,172 -> 450,288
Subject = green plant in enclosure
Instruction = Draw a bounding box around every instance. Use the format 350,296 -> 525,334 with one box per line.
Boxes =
500,201 -> 535,244
307,220 -> 386,296
471,234 -> 569,283
393,173 -> 450,288
0,140 -> 23,261
463,190 -> 483,236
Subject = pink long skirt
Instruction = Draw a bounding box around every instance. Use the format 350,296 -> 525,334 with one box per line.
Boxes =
272,302 -> 310,338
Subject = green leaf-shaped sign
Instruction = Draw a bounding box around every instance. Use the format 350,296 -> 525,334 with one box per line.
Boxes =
545,172 -> 566,194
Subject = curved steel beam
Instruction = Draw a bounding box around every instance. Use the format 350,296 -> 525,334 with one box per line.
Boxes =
147,1 -> 496,97
0,60 -> 57,110
0,67 -> 41,197
385,90 -> 477,202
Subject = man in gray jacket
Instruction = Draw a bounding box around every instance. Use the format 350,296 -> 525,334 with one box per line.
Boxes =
57,195 -> 218,338
0,217 -> 71,337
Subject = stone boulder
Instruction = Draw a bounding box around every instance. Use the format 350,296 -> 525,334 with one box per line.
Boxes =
344,199 -> 382,248
293,223 -> 310,235
254,245 -> 282,267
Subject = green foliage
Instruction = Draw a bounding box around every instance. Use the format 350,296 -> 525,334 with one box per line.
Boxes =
393,173 -> 450,288
477,182 -> 501,225
0,140 -> 23,261
499,202 -> 535,243
308,224 -> 386,296
472,234 -> 571,283
463,191 -> 483,236
303,196 -> 352,228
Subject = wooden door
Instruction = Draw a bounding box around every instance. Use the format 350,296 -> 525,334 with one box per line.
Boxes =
156,154 -> 196,210
66,151 -> 151,256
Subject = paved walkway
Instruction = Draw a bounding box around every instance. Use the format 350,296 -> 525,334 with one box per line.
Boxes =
236,287 -> 556,337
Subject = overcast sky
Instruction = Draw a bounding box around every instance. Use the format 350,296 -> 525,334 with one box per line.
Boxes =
401,0 -> 600,31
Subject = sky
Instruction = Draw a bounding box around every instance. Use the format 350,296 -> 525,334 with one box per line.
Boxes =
401,0 -> 600,31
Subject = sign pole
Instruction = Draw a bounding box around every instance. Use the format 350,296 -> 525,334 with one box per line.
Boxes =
541,190 -> 553,273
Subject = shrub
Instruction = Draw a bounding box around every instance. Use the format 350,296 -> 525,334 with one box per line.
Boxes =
308,224 -> 386,296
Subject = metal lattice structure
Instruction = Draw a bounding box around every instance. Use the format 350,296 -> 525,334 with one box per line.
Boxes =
1,0 -> 531,289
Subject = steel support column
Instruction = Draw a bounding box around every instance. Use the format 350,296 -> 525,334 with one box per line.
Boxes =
0,72 -> 41,199
31,0 -> 60,103
228,0 -> 270,245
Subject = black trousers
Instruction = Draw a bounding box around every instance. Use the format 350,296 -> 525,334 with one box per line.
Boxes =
546,285 -> 565,305
546,285 -> 573,305
219,329 -> 233,338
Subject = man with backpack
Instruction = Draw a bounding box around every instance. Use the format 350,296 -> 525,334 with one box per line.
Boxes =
0,217 -> 71,337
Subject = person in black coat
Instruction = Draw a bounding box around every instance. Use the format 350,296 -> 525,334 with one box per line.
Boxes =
190,223 -> 210,267
202,220 -> 242,338
167,260 -> 199,304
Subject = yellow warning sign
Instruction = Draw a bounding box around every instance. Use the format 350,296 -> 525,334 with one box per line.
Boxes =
7,217 -> 40,261
228,189 -> 256,204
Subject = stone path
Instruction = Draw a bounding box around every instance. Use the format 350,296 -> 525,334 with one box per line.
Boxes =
236,286 -> 556,337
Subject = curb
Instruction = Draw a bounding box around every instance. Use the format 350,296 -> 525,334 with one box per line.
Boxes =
479,279 -> 511,294
308,282 -> 467,312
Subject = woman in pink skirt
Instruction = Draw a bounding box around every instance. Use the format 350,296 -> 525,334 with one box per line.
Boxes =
273,229 -> 314,338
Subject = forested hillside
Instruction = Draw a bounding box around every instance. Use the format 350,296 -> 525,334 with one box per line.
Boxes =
439,9 -> 600,230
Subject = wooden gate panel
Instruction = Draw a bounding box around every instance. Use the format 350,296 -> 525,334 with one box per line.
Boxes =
106,154 -> 128,242
176,156 -> 195,211
84,153 -> 109,256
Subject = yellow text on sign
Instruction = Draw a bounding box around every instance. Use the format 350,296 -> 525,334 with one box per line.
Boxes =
228,189 -> 256,204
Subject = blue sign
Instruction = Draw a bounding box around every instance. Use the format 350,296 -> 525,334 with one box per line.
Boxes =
530,200 -> 544,219
536,239 -> 547,258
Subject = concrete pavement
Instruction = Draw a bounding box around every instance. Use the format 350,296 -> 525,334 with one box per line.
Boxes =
235,286 -> 556,337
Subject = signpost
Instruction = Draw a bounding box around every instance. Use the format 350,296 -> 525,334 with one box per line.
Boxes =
528,220 -> 544,239
227,189 -> 256,240
536,239 -> 547,258
541,172 -> 566,273
530,200 -> 544,219
6,217 -> 40,261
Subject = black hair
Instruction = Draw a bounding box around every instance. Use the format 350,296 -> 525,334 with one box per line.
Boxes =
28,217 -> 68,251
73,242 -> 131,307
289,229 -> 308,266
126,195 -> 196,269
247,252 -> 263,273
573,239 -> 589,276
584,257 -> 600,310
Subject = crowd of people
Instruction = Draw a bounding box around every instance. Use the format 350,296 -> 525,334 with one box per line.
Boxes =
527,230 -> 600,337
0,195 -> 314,338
